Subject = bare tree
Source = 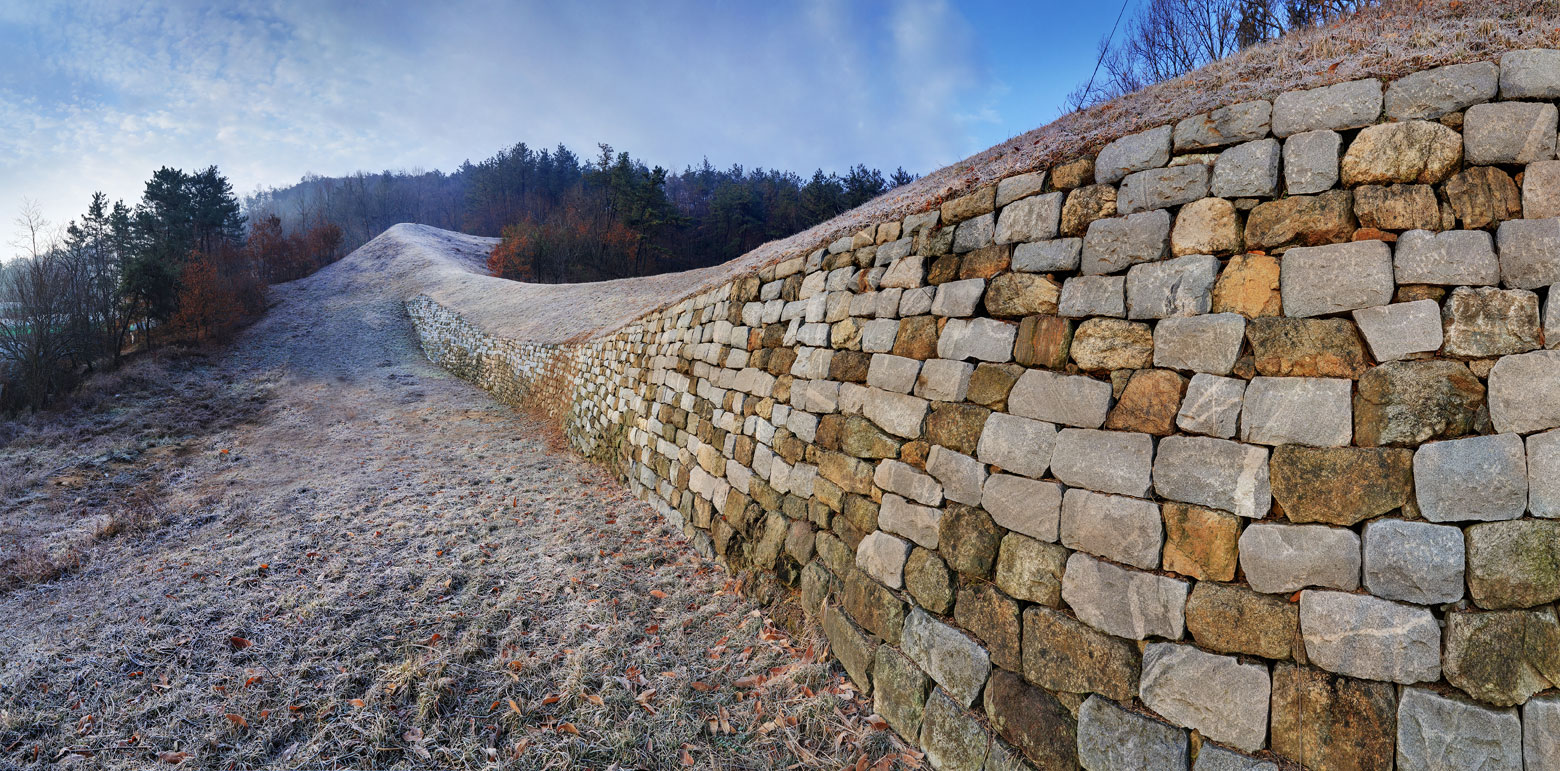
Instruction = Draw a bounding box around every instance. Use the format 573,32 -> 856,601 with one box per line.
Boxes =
0,201 -> 73,410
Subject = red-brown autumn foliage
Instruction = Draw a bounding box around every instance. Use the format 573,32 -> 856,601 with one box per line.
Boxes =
487,204 -> 641,283
249,214 -> 344,283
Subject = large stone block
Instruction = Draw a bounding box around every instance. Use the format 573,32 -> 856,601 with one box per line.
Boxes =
1194,745 -> 1277,771
1152,434 -> 1270,518
1354,359 -> 1485,447
926,445 -> 985,506
1172,196 -> 1243,255
879,493 -> 942,549
1413,433 -> 1528,523
1362,518 -> 1465,605
1501,47 -> 1560,97
1396,687 -> 1522,771
1282,129 -> 1342,195
1126,253 -> 1218,319
906,548 -> 955,614
1013,315 -> 1074,370
1496,216 -> 1560,290
1246,316 -> 1369,379
984,272 -> 1059,318
1488,350 -> 1560,435
1300,589 -> 1441,684
1061,183 -> 1118,237
822,603 -> 880,694
1279,240 -> 1394,318
1445,165 -> 1522,229
1058,275 -> 1126,318
856,530 -> 912,589
952,213 -> 996,253
981,473 -> 1062,542
1022,606 -> 1140,702
975,412 -> 1054,480
1443,608 -> 1560,707
1240,376 -> 1353,447
915,358 -> 974,403
1527,695 -> 1560,770
1269,663 -> 1397,771
1212,138 -> 1280,198
1523,160 -> 1560,220
994,533 -> 1068,606
1174,99 -> 1271,151
873,646 -> 931,740
1239,522 -> 1361,594
937,318 -> 1016,363
1123,163 -> 1204,213
875,459 -> 942,506
1272,78 -> 1383,137
919,688 -> 991,771
1139,642 -> 1271,752
1082,208 -> 1173,276
1162,503 -> 1241,582
953,583 -> 1021,671
1340,120 -> 1462,185
1393,228 -> 1500,286
843,567 -> 907,643
863,388 -> 929,438
901,609 -> 992,708
1153,313 -> 1245,375
1175,374 -> 1247,439
1466,518 -> 1560,610
1077,695 -> 1189,770
940,503 -> 1002,578
1050,428 -> 1154,498
1060,488 -> 1162,570
1385,60 -> 1499,119
1008,368 -> 1111,429
1352,300 -> 1443,362
994,191 -> 1063,245
1440,286 -> 1541,358
1103,368 -> 1188,436
1097,124 -> 1172,184
1353,183 -> 1440,231
1186,581 -> 1299,661
931,277 -> 985,317
1061,552 -> 1189,641
1465,101 -> 1558,165
1245,189 -> 1356,250
1529,429 -> 1560,518
1012,237 -> 1081,272
1069,317 -> 1154,371
1270,445 -> 1414,526
982,670 -> 1079,770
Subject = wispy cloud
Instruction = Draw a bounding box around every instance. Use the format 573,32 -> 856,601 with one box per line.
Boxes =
0,0 -> 997,251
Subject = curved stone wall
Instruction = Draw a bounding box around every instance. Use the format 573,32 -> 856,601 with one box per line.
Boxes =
409,50 -> 1560,770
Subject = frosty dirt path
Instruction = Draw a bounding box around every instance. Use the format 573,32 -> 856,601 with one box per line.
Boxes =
0,227 -> 894,770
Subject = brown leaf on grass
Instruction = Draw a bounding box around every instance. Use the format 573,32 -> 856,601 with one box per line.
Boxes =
349,699 -> 365,708
508,699 -> 523,715
157,751 -> 188,764
689,681 -> 714,692
649,589 -> 668,599
556,722 -> 580,735
224,714 -> 248,728
733,674 -> 764,688
228,636 -> 252,650
584,694 -> 604,706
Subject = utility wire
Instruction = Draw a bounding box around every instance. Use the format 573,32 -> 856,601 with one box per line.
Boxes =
1081,0 -> 1134,105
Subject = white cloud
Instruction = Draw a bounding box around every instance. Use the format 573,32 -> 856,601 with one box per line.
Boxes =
0,0 -> 992,253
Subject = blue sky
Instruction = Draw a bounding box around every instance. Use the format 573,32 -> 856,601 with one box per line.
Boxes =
0,0 -> 1127,251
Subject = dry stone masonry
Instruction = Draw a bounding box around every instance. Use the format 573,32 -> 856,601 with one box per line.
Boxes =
409,50 -> 1560,769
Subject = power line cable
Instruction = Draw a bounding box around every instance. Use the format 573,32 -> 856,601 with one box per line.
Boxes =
1081,0 -> 1134,104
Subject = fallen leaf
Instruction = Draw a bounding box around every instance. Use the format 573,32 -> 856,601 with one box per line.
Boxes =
228,636 -> 252,650
157,751 -> 188,765
224,714 -> 248,729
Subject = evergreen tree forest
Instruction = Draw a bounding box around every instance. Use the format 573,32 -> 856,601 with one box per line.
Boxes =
245,142 -> 917,284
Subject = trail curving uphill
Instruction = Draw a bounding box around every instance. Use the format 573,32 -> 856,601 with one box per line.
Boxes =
0,226 -> 888,770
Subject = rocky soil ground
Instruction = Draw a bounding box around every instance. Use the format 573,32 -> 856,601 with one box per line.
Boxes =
0,233 -> 911,770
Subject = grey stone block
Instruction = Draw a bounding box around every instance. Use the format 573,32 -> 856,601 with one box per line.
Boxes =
1239,522 -> 1361,594
1396,687 -> 1522,771
975,412 -> 1055,480
1081,209 -> 1171,275
1060,552 -> 1189,640
937,318 -> 1016,363
1351,300 -> 1443,362
880,493 -> 942,549
1174,99 -> 1272,151
875,458 -> 942,506
901,609 -> 992,708
863,388 -> 929,438
1194,745 -> 1278,771
1008,368 -> 1111,428
1139,643 -> 1271,752
1240,376 -> 1353,447
926,445 -> 985,506
1496,217 -> 1560,290
1280,240 -> 1395,318
952,212 -> 995,253
931,278 -> 985,317
1529,429 -> 1560,518
1212,138 -> 1281,198
915,358 -> 973,402
1126,253 -> 1218,319
1078,695 -> 1189,770
1283,129 -> 1341,194
982,473 -> 1062,542
1097,124 -> 1173,184
995,171 -> 1047,208
1175,374 -> 1247,439
1413,433 -> 1528,523
1440,286 -> 1540,358
1058,275 -> 1125,318
1301,590 -> 1441,684
867,353 -> 920,394
1394,228 -> 1500,286
995,191 -> 1063,244
1012,237 -> 1080,272
1061,488 -> 1162,570
1272,78 -> 1383,137
1501,47 -> 1560,98
1385,60 -> 1500,119
1051,428 -> 1154,497
1362,518 -> 1465,605
857,530 -> 912,589
1526,695 -> 1560,770
1488,350 -> 1560,435
1119,164 -> 1212,214
1153,313 -> 1245,374
919,688 -> 991,771
1152,434 -> 1270,518
1465,101 -> 1558,165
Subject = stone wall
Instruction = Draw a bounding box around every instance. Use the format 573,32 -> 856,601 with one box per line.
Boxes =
408,50 -> 1560,770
